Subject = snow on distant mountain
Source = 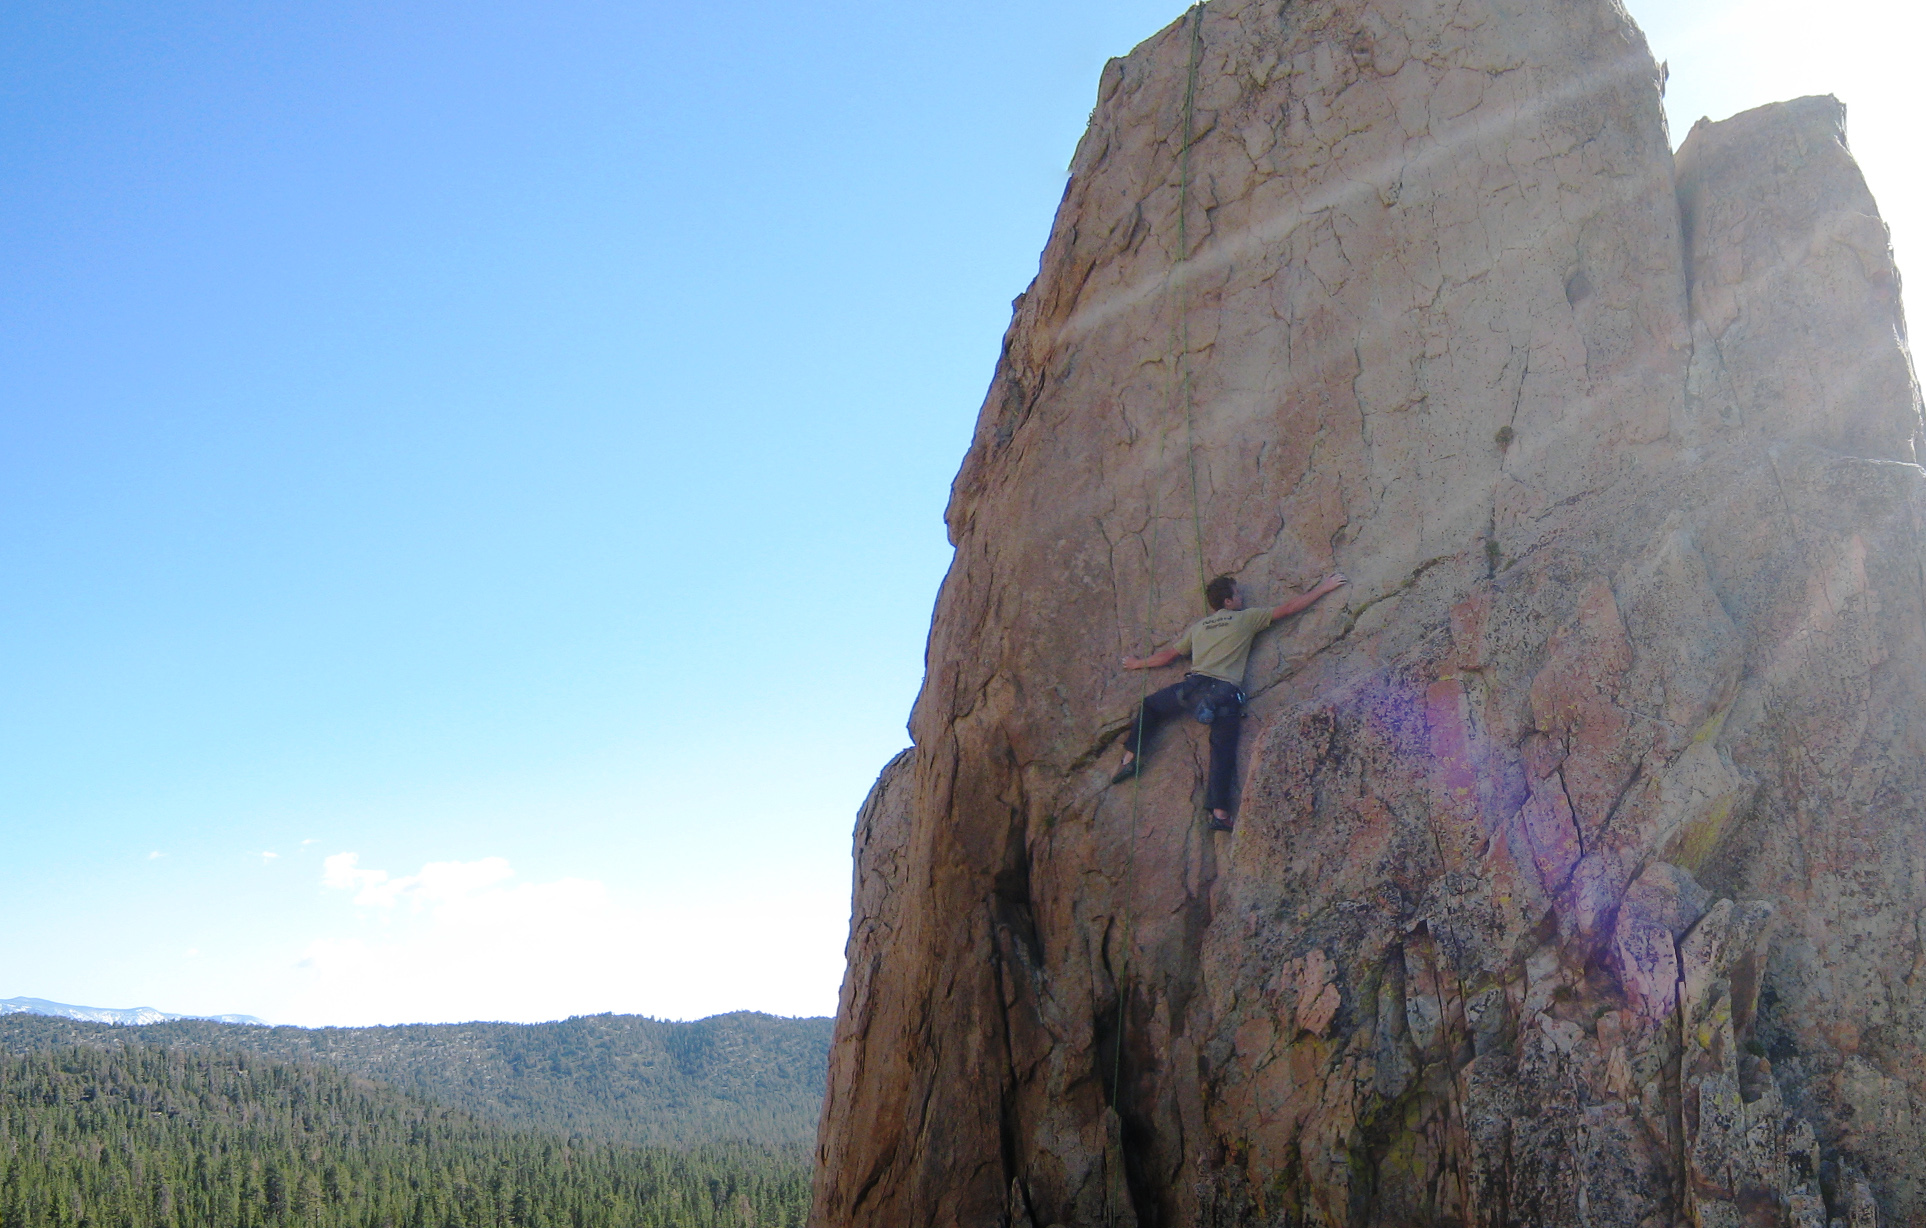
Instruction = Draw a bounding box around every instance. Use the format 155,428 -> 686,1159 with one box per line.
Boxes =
0,997 -> 265,1026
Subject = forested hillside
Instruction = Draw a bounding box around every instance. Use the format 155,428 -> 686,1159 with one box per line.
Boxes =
0,1044 -> 807,1228
0,1012 -> 828,1148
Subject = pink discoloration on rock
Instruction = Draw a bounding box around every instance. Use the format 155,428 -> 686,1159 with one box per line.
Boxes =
1529,581 -> 1639,838
1425,677 -> 1481,818
1613,920 -> 1680,1019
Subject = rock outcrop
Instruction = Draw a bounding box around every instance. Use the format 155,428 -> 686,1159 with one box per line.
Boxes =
812,1 -> 1926,1224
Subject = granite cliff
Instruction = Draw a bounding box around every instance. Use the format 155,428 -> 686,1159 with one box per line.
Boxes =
813,1 -> 1926,1224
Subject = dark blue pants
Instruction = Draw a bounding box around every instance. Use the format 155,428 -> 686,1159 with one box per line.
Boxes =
1123,674 -> 1244,812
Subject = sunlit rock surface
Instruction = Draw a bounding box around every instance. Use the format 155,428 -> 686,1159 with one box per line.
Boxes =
811,0 -> 1926,1223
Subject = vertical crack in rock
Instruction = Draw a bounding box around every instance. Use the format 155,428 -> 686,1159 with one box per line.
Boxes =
813,1 -> 1926,1225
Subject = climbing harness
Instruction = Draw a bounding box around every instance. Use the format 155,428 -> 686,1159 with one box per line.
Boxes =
1193,682 -> 1245,726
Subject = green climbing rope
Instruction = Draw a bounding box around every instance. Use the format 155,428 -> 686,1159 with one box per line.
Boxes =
1177,2 -> 1208,607
1107,11 -> 1209,1225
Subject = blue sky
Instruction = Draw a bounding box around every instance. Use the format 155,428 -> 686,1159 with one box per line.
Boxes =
3,0 -> 1921,1026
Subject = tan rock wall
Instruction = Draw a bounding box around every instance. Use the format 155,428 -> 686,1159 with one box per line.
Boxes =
814,1 -> 1926,1225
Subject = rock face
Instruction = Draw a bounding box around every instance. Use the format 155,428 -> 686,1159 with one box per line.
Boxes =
811,1 -> 1926,1225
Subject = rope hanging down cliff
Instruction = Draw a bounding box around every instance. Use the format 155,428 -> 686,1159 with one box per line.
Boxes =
1103,0 -> 1348,1147
1107,0 -> 1208,1161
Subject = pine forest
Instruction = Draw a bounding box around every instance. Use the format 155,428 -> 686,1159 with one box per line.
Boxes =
0,1045 -> 809,1228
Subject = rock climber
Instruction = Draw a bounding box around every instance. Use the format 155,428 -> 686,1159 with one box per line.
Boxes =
1111,571 -> 1347,832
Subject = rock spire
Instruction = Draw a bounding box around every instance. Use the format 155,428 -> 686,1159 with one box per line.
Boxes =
813,0 -> 1926,1224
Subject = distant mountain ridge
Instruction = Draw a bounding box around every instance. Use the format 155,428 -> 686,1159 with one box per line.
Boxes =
0,1008 -> 831,1148
0,995 -> 265,1026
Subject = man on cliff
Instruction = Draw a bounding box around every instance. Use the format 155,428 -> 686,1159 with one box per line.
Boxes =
1112,572 -> 1346,832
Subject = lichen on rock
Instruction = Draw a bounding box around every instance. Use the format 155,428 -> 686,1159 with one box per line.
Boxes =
811,1 -> 1926,1225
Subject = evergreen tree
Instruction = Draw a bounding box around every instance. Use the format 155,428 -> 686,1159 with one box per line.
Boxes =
0,1046 -> 811,1228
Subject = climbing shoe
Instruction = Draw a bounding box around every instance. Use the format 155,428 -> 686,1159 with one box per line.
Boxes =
1110,758 -> 1142,785
1207,814 -> 1236,833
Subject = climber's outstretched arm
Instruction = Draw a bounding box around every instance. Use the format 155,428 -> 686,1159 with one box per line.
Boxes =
1122,646 -> 1185,670
1271,572 -> 1348,621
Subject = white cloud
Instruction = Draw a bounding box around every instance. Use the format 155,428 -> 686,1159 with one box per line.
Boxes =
258,851 -> 278,862
320,852 -> 513,909
321,851 -> 388,900
321,851 -> 374,889
147,851 -> 164,860
282,853 -> 845,1026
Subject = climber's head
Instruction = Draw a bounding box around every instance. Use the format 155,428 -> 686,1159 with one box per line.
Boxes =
1205,575 -> 1240,611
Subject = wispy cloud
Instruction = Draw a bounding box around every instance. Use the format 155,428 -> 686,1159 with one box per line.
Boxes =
321,852 -> 512,909
147,851 -> 165,860
258,851 -> 279,863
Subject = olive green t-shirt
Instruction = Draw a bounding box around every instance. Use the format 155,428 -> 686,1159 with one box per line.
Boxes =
1174,606 -> 1274,684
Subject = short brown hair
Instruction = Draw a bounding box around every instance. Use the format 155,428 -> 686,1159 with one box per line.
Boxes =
1205,575 -> 1238,611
